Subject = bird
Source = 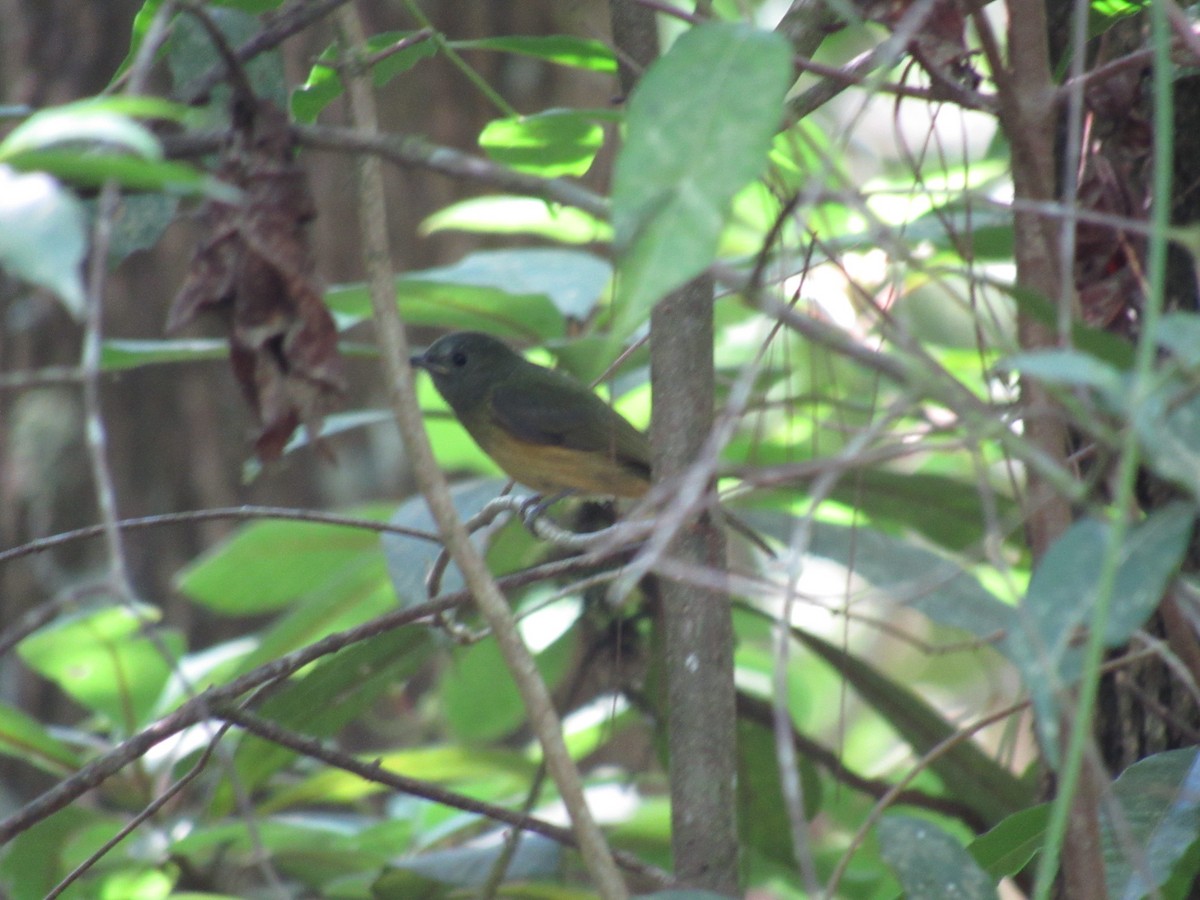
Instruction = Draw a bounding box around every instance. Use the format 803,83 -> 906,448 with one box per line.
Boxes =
410,331 -> 650,500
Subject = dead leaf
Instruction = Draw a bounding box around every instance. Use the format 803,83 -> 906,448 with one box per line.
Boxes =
169,100 -> 344,461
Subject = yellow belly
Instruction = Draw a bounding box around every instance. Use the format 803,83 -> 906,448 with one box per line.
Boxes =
480,428 -> 649,498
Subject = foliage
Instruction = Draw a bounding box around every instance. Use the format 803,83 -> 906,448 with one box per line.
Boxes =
1,0 -> 1199,898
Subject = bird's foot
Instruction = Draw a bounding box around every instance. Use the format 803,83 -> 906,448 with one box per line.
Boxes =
519,490 -> 573,530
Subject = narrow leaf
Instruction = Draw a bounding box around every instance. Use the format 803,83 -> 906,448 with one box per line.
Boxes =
1003,505 -> 1193,765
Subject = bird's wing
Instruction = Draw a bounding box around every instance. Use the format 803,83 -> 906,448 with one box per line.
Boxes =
489,377 -> 650,468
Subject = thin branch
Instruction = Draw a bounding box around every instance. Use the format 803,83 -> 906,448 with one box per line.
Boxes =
44,722 -> 233,899
332,7 -> 628,896
215,705 -> 674,888
825,700 -> 1027,895
294,123 -> 609,219
0,505 -> 438,570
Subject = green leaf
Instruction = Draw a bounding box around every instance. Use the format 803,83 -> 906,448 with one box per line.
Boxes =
100,338 -> 227,370
800,520 -> 1016,643
292,31 -> 437,124
1133,378 -> 1200,499
381,479 -> 508,608
824,470 -> 1018,552
1157,312 -> 1200,368
105,193 -> 180,264
0,804 -> 98,899
1103,748 -> 1200,899
379,835 -> 562,891
421,195 -> 612,245
450,35 -> 616,72
7,149 -> 230,200
0,100 -> 165,161
328,249 -> 610,336
0,701 -> 81,776
969,803 -> 1049,880
611,22 -> 792,336
213,629 -> 430,813
792,628 -> 1029,827
1003,505 -> 1194,765
0,166 -> 87,317
479,109 -> 605,177
1000,282 -> 1135,370
167,8 -> 287,112
736,717 -> 820,867
878,815 -> 998,899
17,604 -> 182,731
441,627 -> 575,744
1001,349 -> 1126,405
266,745 -> 536,810
176,508 -> 392,616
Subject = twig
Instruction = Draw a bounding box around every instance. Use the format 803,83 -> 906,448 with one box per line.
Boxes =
332,8 -> 628,896
825,700 -> 1028,895
294,123 -> 609,219
0,505 -> 438,569
215,705 -> 673,888
177,0 -> 356,104
44,722 -> 233,899
0,592 -> 460,845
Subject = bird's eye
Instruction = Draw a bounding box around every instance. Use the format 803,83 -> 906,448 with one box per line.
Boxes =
451,351 -> 468,367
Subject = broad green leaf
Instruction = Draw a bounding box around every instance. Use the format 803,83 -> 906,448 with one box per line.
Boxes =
105,193 -> 179,264
878,815 -> 998,899
421,195 -> 612,245
0,805 -> 98,899
381,479 -> 507,608
1003,505 -> 1194,765
0,166 -> 86,317
0,701 -> 81,775
969,803 -> 1049,880
793,627 -> 1029,827
266,745 -> 536,810
441,628 -> 574,743
450,35 -> 616,72
479,109 -> 605,177
1103,748 -> 1200,899
17,604 -> 183,731
176,507 -> 393,615
380,835 -> 562,891
292,31 -> 437,124
213,629 -> 430,813
611,22 -> 792,336
101,338 -> 227,370
1133,379 -> 1200,499
239,545 -> 394,670
736,717 -> 820,867
1156,312 -> 1200,368
800,520 -> 1015,643
1001,349 -> 1126,405
167,8 -> 286,111
823,469 -> 1018,552
999,282 -> 1135,370
329,249 -> 609,335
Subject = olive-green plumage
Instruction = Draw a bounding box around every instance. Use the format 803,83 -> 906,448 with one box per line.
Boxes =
411,331 -> 650,498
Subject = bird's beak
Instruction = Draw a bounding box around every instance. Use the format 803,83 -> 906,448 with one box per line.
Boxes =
410,352 -> 448,375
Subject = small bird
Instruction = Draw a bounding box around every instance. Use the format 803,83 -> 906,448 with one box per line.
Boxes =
411,331 -> 650,499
